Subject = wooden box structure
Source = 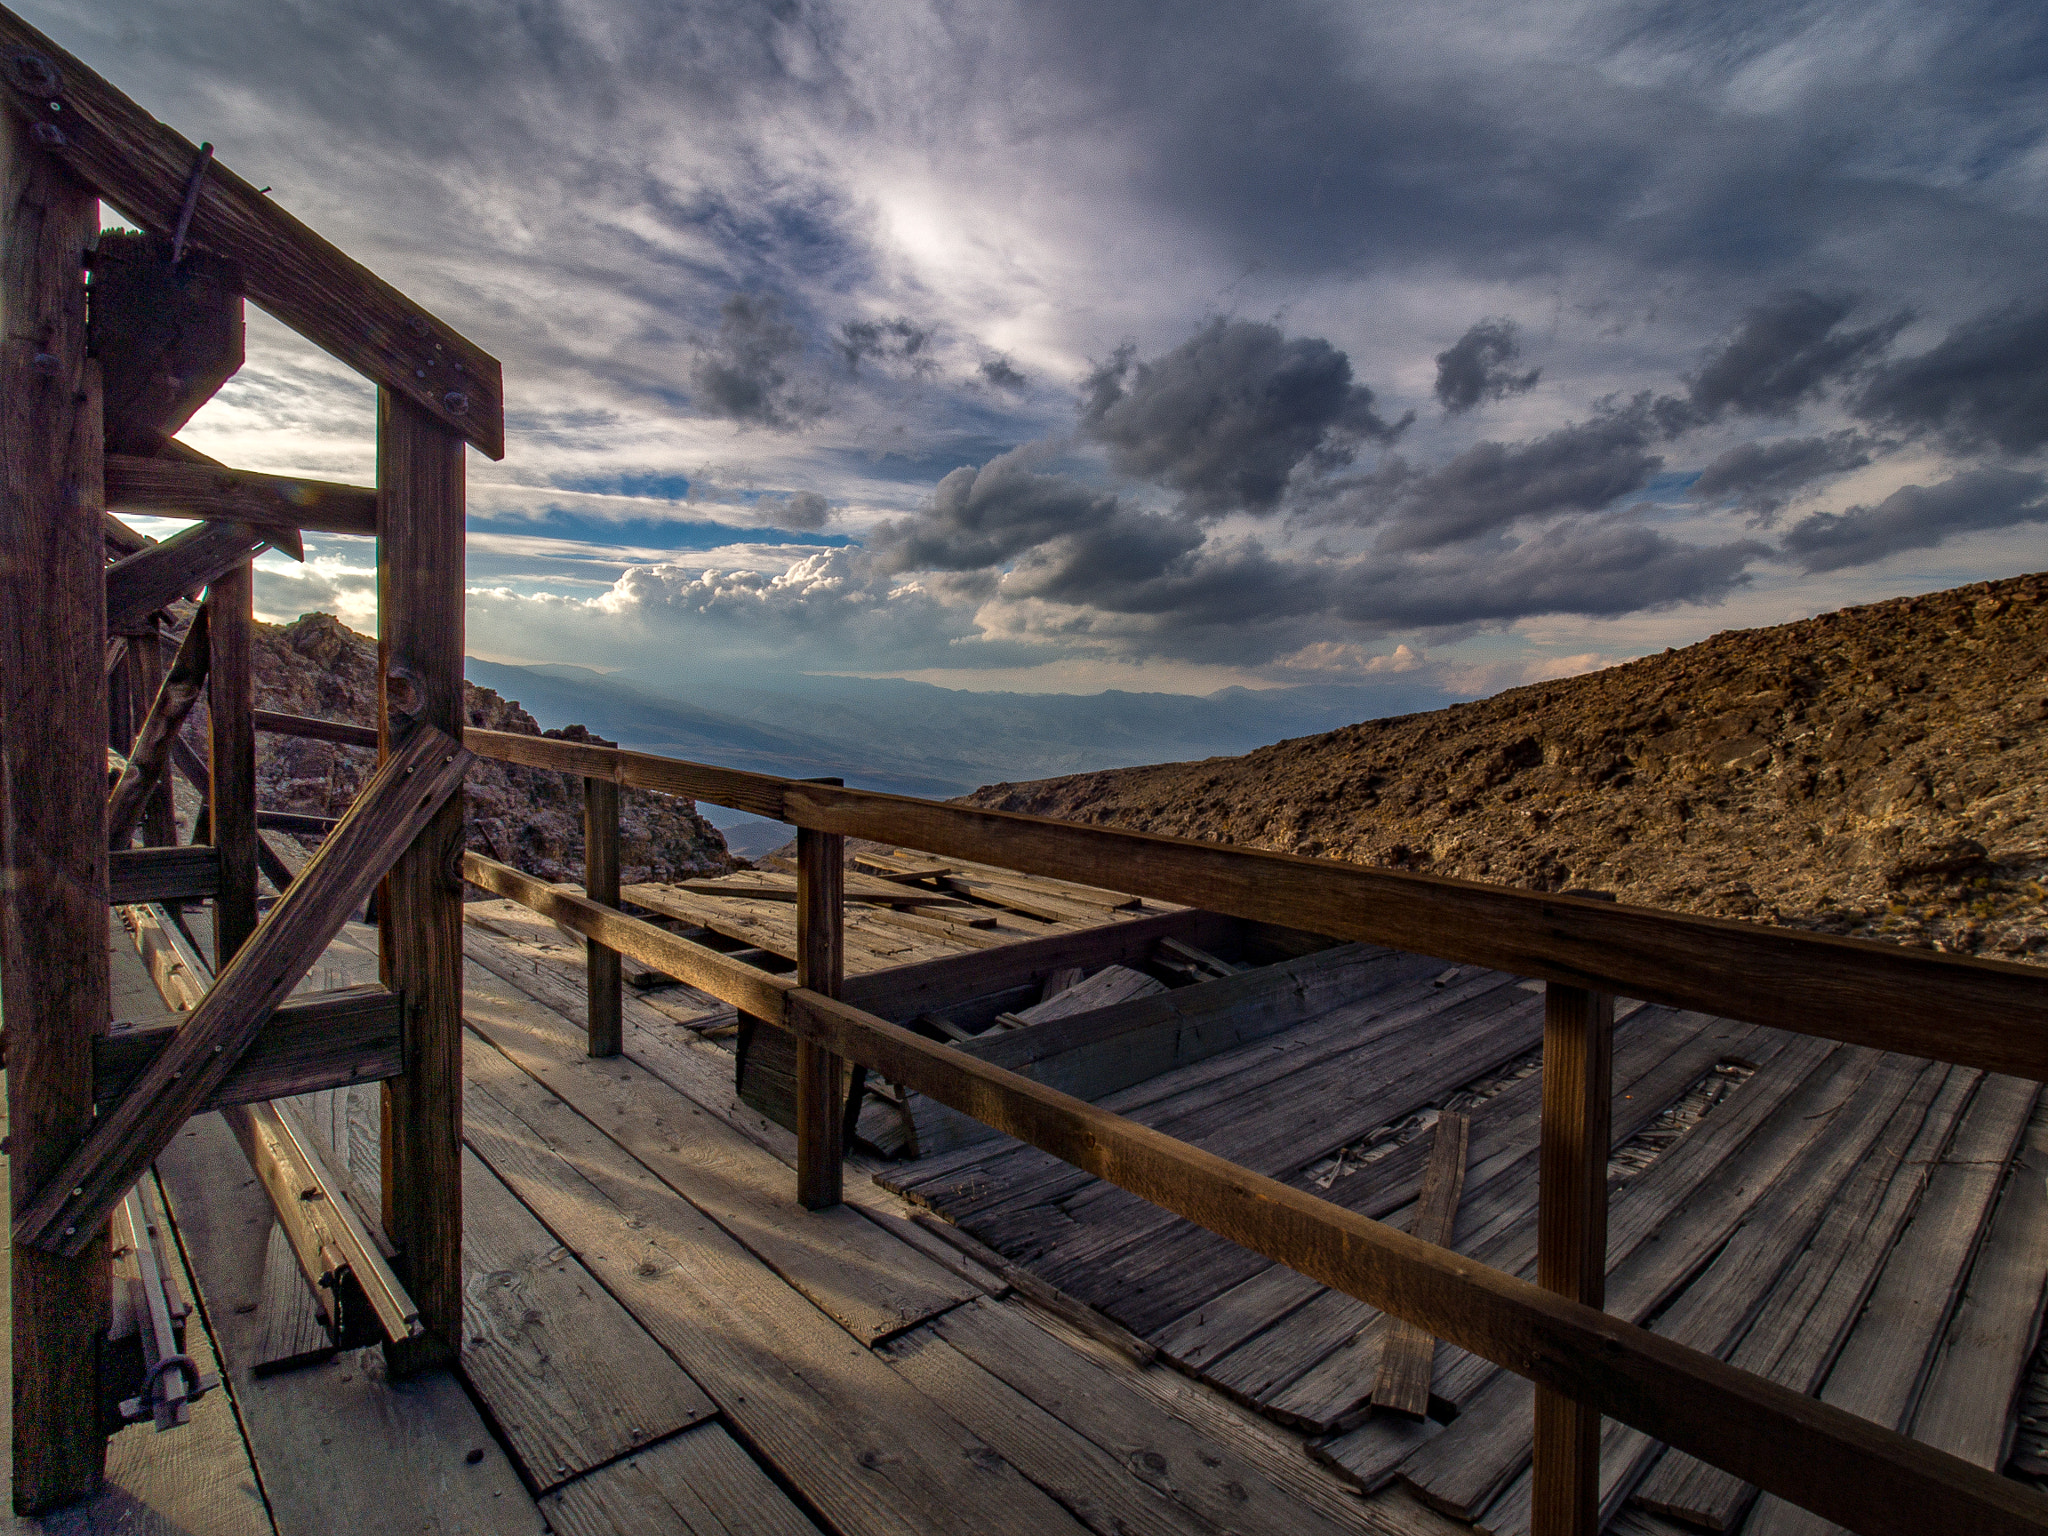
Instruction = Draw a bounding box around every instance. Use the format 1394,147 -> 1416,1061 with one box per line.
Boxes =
5,11 -> 2048,1535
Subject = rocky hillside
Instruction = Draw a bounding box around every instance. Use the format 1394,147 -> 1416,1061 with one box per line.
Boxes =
225,612 -> 735,885
967,573 -> 2048,962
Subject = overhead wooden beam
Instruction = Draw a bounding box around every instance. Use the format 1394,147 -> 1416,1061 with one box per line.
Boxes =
12,723 -> 472,1258
107,845 -> 220,905
0,13 -> 505,457
1,109 -> 110,1513
104,518 -> 268,633
253,708 -> 379,749
95,983 -> 404,1112
376,389 -> 468,1374
105,604 -> 209,845
105,453 -> 378,538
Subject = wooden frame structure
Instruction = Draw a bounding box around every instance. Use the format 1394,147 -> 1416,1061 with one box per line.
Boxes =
0,11 -> 497,1512
460,727 -> 2048,1536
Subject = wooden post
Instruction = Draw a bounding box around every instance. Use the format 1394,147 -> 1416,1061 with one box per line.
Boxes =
133,617 -> 178,846
584,773 -> 622,1057
795,824 -> 846,1208
1533,980 -> 1616,1536
207,562 -> 258,964
1,114 -> 111,1512
376,387 -> 466,1374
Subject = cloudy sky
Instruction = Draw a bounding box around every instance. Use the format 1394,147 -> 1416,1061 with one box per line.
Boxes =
51,0 -> 2048,701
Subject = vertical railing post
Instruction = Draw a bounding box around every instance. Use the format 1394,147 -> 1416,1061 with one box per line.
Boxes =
1534,980 -> 1615,1536
134,618 -> 177,847
795,822 -> 846,1208
207,562 -> 258,964
376,388 -> 466,1373
584,772 -> 622,1057
1,114 -> 111,1513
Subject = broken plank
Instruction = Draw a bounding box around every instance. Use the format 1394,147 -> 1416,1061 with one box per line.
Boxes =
459,1148 -> 716,1491
540,1421 -> 816,1536
459,1049 -> 1097,1536
461,963 -> 977,1343
1006,964 -> 1165,1025
1374,1111 -> 1470,1417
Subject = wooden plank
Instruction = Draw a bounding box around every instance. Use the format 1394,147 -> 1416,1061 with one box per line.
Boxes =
1534,983 -> 1614,1536
105,518 -> 270,633
377,388 -> 470,1374
208,563 -> 260,963
1910,1106 -> 2048,1469
253,1218 -> 340,1375
1,113 -> 110,1513
797,825 -> 848,1209
585,774 -> 622,1058
1628,1067 -> 1982,1531
457,1147 -> 716,1491
459,1041 -> 1097,1536
252,708 -> 380,748
91,231 -> 243,455
459,968 -> 977,1344
540,1421 -> 817,1536
108,843 -> 222,903
1374,1111 -> 1470,1418
96,982 -> 404,1110
1005,963 -> 1164,1025
14,724 -> 472,1256
105,452 -> 379,536
783,989 -> 2048,1536
468,855 -> 795,1022
132,616 -> 179,847
0,11 -> 505,456
107,602 -> 209,846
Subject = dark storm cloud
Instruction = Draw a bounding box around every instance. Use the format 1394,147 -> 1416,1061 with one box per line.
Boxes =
1077,319 -> 1408,516
1679,291 -> 1907,423
779,490 -> 831,530
1779,467 -> 2048,573
1853,300 -> 2048,454
837,316 -> 935,376
1369,399 -> 1663,551
1434,319 -> 1541,414
691,293 -> 824,430
1689,432 -> 1874,520
980,356 -> 1028,392
872,445 -> 1198,575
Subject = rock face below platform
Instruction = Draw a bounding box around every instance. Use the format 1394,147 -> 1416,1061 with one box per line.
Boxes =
966,571 -> 2048,961
233,611 -> 736,885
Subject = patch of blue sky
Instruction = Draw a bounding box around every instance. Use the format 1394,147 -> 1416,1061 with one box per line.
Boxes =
467,507 -> 855,552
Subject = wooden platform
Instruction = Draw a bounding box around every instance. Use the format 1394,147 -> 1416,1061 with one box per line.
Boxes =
10,847 -> 2045,1535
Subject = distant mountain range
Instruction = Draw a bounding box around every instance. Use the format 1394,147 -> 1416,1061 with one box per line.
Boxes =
461,658 -> 1457,805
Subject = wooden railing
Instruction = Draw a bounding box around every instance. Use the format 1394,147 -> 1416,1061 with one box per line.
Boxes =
463,727 -> 2048,1536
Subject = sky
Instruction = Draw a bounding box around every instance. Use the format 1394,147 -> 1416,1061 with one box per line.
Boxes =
52,0 -> 2048,702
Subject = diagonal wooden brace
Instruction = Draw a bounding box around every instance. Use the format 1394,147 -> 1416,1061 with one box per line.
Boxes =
104,518 -> 273,633
14,723 -> 471,1257
105,604 -> 209,846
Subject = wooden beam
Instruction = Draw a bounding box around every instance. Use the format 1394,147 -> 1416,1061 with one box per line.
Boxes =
105,453 -> 378,537
95,983 -> 404,1111
0,12 -> 506,457
784,986 -> 2048,1536
108,845 -> 221,904
1373,1111 -> 1470,1417
12,723 -> 471,1258
1,112 -> 109,1513
88,232 -> 242,454
796,826 -> 846,1210
105,603 -> 209,845
256,810 -> 340,835
104,518 -> 268,633
461,852 -> 794,1022
375,389 -> 468,1374
131,617 -> 177,846
207,565 -> 259,964
253,708 -> 379,748
1533,983 -> 1615,1536
585,774 -> 622,1057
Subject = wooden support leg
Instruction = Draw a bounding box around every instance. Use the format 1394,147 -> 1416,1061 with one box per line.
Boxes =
134,617 -> 178,846
2,116 -> 111,1513
207,563 -> 258,964
376,388 -> 466,1374
795,825 -> 845,1209
1533,981 -> 1615,1536
584,773 -> 622,1057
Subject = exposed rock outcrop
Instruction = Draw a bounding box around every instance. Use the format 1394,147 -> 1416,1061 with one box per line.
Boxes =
967,573 -> 2048,961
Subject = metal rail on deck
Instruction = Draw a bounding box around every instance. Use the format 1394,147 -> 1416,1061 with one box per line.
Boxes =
459,725 -> 2048,1536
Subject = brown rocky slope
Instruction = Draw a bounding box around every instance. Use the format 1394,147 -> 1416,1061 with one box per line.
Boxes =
966,572 -> 2048,961
219,612 -> 735,885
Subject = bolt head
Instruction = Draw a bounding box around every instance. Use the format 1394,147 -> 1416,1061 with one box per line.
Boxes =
443,390 -> 469,415
31,353 -> 61,377
29,121 -> 66,148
